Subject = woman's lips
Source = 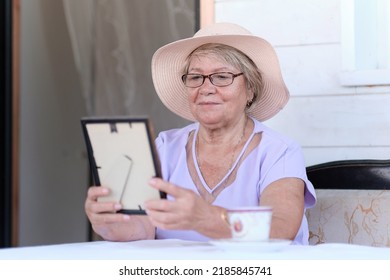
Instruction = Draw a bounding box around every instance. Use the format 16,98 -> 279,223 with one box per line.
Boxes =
198,101 -> 220,106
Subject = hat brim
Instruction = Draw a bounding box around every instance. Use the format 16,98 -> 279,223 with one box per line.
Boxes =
151,33 -> 289,122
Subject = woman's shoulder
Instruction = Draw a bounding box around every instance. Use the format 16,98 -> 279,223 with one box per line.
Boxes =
156,122 -> 197,145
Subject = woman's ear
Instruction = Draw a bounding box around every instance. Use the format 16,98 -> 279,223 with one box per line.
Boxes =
247,88 -> 255,102
246,90 -> 254,108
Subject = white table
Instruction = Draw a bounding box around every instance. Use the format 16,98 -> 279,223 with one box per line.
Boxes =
1,240 -> 390,279
0,239 -> 390,260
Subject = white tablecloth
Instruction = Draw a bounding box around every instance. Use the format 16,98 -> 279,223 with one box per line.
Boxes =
1,239 -> 390,260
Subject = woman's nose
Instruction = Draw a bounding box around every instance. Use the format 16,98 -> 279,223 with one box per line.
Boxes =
198,77 -> 216,95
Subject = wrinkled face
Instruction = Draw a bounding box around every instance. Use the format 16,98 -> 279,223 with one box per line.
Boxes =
186,55 -> 251,128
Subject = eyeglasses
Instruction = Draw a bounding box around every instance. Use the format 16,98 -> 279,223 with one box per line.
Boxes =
181,72 -> 244,88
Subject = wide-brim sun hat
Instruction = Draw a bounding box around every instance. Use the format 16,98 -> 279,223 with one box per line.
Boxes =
151,22 -> 289,122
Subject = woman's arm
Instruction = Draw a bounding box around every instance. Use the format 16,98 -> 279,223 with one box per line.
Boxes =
85,186 -> 155,241
143,177 -> 305,241
259,177 -> 305,240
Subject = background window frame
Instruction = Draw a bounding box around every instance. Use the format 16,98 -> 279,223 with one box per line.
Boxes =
340,0 -> 390,86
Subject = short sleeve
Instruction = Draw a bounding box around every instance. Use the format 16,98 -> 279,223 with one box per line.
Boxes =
260,140 -> 316,208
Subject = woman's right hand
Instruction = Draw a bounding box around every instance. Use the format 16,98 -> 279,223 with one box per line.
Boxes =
84,186 -> 155,241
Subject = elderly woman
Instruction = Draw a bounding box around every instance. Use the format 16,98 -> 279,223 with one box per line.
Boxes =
85,23 -> 316,245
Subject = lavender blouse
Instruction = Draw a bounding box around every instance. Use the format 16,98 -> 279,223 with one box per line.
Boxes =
154,117 -> 316,245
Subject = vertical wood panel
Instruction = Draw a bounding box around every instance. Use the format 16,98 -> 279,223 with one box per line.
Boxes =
200,0 -> 214,27
12,0 -> 20,247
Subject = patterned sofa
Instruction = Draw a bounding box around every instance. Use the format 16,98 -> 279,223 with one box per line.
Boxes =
306,160 -> 390,247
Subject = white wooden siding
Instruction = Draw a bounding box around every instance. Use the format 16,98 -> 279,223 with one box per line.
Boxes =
214,0 -> 390,166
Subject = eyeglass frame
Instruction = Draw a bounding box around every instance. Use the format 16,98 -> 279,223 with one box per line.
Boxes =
181,72 -> 244,88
